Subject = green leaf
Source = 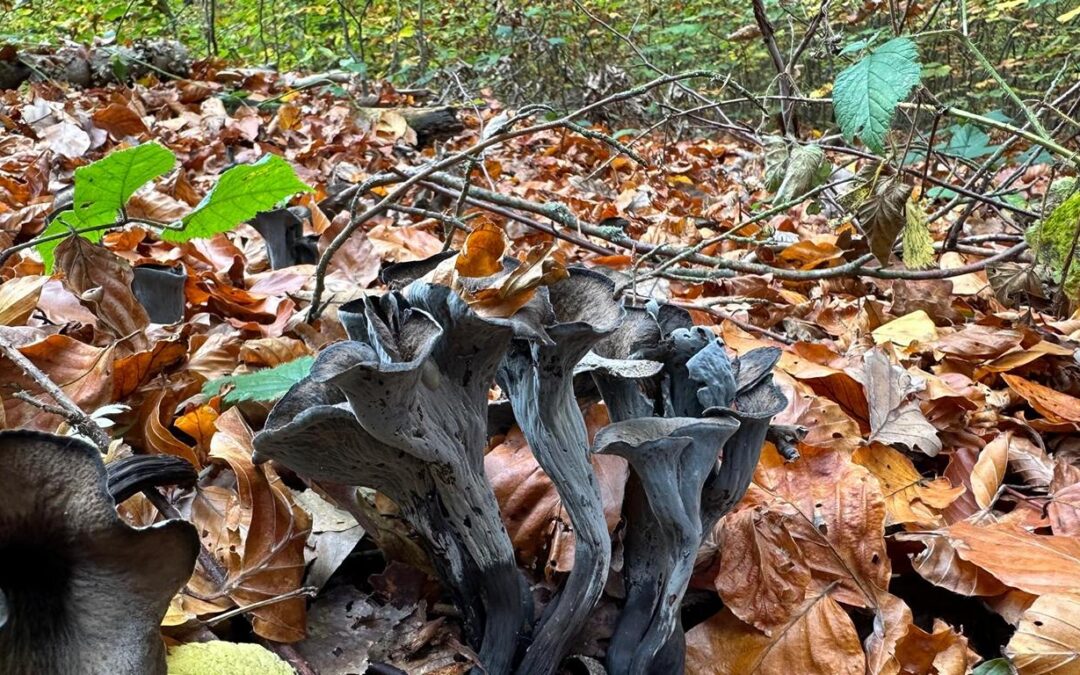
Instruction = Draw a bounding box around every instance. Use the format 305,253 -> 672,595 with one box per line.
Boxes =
203,356 -> 314,404
971,659 -> 1014,675
63,142 -> 176,229
936,124 -> 999,160
36,142 -> 175,272
763,136 -> 789,192
902,198 -> 935,269
833,37 -> 922,155
162,154 -> 311,242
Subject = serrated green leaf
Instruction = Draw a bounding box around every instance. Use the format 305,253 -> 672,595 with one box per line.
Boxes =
774,144 -> 831,204
937,124 -> 999,160
203,356 -> 314,404
162,154 -> 311,242
902,198 -> 935,269
63,142 -> 177,229
833,37 -> 922,155
971,658 -> 1013,675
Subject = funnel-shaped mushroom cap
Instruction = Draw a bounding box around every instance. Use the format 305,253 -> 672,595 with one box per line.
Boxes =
700,349 -> 788,526
0,431 -> 198,675
594,416 -> 740,674
252,378 -> 427,505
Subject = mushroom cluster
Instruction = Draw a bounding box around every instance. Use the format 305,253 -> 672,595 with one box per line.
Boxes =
0,431 -> 198,675
254,255 -> 786,675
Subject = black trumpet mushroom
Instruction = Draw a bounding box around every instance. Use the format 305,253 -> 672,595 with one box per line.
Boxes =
0,431 -> 199,675
131,263 -> 187,324
594,416 -> 739,674
249,206 -> 318,269
496,268 -> 623,675
586,303 -> 787,675
253,284 -> 540,675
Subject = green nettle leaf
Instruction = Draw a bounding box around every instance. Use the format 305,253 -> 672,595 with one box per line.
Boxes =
833,37 -> 922,155
901,198 -> 935,269
774,144 -> 832,204
203,356 -> 315,404
855,176 -> 913,265
38,142 -> 176,272
162,154 -> 312,242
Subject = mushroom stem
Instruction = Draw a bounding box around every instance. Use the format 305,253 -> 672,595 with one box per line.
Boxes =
500,343 -> 610,675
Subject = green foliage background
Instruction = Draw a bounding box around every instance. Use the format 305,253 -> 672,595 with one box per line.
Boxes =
2,0 -> 1077,107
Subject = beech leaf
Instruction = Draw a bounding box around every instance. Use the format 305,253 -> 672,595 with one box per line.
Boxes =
862,349 -> 942,456
162,154 -> 311,242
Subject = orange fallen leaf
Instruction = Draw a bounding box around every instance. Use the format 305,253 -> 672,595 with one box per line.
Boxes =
685,595 -> 865,675
946,521 -> 1080,595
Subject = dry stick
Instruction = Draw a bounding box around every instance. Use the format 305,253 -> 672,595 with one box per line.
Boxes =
0,335 -> 111,451
412,168 -> 1029,282
752,0 -> 796,134
305,69 -> 714,321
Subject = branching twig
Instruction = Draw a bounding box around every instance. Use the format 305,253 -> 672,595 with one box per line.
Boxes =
0,335 -> 111,451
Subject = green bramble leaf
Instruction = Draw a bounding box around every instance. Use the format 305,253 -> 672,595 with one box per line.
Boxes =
902,198 -> 935,269
203,356 -> 315,404
833,37 -> 922,155
161,154 -> 311,242
39,142 -> 176,272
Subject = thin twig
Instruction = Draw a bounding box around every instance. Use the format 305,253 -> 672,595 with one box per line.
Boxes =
0,335 -> 111,451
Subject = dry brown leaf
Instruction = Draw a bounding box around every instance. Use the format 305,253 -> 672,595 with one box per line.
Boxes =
685,595 -> 865,675
455,221 -> 507,277
774,385 -> 862,454
466,242 -> 568,318
55,234 -> 150,348
1005,593 -> 1080,675
112,338 -> 187,399
0,330 -> 114,431
1003,374 -> 1080,424
208,408 -> 312,642
754,444 -> 890,608
852,443 -> 964,526
871,310 -> 938,347
898,533 -> 1007,596
862,348 -> 941,456
1050,482 -> 1080,537
714,505 -> 812,633
866,593 -> 976,675
92,102 -> 150,137
946,521 -> 1080,596
933,324 -> 1024,361
971,433 -> 1009,510
0,275 -> 47,326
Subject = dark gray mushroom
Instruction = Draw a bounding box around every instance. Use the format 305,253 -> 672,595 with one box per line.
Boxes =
249,207 -> 318,269
131,263 -> 187,324
585,304 -> 787,674
255,285 -> 537,675
0,430 -> 198,675
495,268 -> 623,675
594,416 -> 740,675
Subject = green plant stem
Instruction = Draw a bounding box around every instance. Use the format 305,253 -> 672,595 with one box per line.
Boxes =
912,29 -> 1050,139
